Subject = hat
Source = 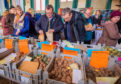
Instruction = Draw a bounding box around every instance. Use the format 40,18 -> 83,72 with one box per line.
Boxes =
116,3 -> 121,6
110,10 -> 121,19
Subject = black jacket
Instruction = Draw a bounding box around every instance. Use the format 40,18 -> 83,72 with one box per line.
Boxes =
64,11 -> 85,43
35,13 -> 64,41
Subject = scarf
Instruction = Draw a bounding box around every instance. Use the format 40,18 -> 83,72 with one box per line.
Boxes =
14,14 -> 25,29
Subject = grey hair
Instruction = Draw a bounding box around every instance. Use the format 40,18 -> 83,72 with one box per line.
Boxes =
62,7 -> 72,15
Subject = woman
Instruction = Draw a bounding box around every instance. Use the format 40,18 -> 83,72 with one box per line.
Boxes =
26,8 -> 38,37
98,11 -> 121,46
13,5 -> 30,37
6,6 -> 16,35
1,11 -> 11,35
92,10 -> 102,27
83,8 -> 94,44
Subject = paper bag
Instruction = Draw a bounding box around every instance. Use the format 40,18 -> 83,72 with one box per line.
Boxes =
38,33 -> 44,42
46,32 -> 53,42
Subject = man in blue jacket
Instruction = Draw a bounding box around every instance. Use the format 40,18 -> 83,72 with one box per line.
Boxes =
35,5 -> 64,41
62,8 -> 85,43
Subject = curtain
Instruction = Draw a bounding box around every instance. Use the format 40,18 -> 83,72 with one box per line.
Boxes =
20,0 -> 24,10
55,0 -> 59,13
72,0 -> 78,8
23,0 -> 25,12
45,0 -> 49,8
30,0 -> 34,10
86,0 -> 91,8
10,0 -> 12,6
4,0 -> 9,9
106,0 -> 112,9
0,0 -> 5,15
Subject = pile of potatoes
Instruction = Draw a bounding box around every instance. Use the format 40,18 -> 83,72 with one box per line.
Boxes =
49,58 -> 80,84
32,55 -> 51,71
86,66 -> 120,82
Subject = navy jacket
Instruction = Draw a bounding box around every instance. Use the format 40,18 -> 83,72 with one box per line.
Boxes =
35,13 -> 64,41
64,11 -> 85,43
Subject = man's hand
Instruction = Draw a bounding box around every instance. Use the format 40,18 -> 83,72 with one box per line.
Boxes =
16,29 -> 20,35
39,30 -> 43,34
48,29 -> 54,33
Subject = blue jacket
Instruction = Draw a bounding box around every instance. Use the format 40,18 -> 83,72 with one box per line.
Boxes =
13,13 -> 30,37
34,13 -> 41,22
35,13 -> 64,41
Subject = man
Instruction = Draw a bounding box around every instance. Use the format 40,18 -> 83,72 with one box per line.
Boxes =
83,8 -> 94,44
6,6 -> 15,34
116,3 -> 121,44
35,5 -> 64,41
62,8 -> 85,43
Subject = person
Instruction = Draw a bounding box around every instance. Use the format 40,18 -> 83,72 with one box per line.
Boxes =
13,5 -> 30,37
35,5 -> 64,41
92,10 -> 102,27
26,8 -> 37,37
116,3 -> 121,44
62,8 -> 85,43
83,8 -> 94,44
1,10 -> 10,35
98,11 -> 121,46
34,13 -> 41,22
6,6 -> 16,35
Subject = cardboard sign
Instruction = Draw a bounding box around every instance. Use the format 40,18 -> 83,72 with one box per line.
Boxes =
5,39 -> 13,49
64,56 -> 72,59
73,70 -> 82,83
41,44 -> 54,51
63,49 -> 78,56
96,77 -> 119,84
90,51 -> 109,69
19,39 -> 29,54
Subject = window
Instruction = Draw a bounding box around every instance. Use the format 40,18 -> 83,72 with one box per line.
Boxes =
60,0 -> 73,8
91,0 -> 108,9
78,0 -> 86,8
34,0 -> 45,12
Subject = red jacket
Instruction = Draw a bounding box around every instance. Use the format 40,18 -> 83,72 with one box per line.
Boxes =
1,16 -> 11,35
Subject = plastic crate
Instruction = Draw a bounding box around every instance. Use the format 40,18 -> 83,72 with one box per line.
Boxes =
0,48 -> 14,78
43,47 -> 86,84
0,48 -> 25,81
12,48 -> 55,84
83,52 -> 121,84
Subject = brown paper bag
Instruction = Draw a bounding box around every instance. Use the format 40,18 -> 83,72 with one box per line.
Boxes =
46,32 -> 53,42
38,33 -> 44,42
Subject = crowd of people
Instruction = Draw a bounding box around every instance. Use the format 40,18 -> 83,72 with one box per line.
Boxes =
1,4 -> 121,46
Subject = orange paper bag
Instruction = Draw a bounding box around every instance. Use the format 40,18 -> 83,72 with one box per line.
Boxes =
90,51 -> 109,69
5,39 -> 13,49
